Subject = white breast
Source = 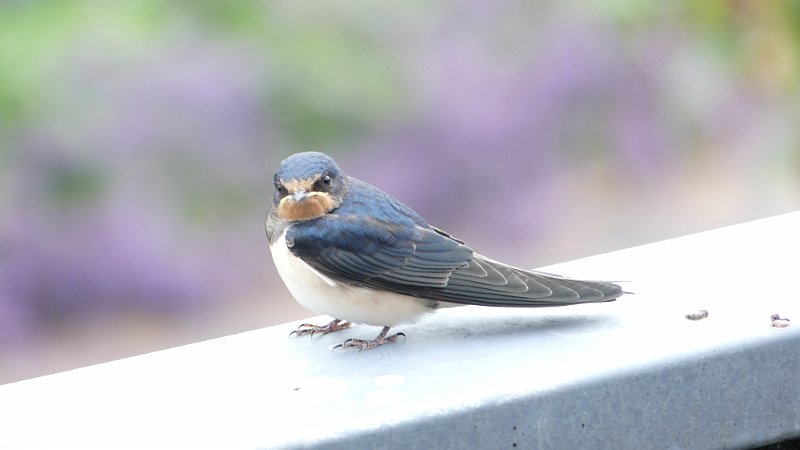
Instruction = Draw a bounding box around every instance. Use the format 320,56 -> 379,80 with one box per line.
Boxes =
270,230 -> 436,327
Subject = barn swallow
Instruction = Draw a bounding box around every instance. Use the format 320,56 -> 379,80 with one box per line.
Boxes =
266,152 -> 624,350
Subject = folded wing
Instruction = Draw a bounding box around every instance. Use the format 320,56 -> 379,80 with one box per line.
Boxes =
288,217 -> 622,307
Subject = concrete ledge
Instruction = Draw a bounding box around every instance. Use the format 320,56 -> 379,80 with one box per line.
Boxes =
1,212 -> 799,449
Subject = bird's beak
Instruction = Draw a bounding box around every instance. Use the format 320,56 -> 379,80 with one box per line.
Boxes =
292,188 -> 308,202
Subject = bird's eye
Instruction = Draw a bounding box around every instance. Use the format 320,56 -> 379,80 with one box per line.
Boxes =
314,174 -> 333,191
275,181 -> 288,195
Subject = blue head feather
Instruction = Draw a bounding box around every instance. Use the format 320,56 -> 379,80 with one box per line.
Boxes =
275,151 -> 342,182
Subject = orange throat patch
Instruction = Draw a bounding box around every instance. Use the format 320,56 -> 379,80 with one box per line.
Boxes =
277,193 -> 336,221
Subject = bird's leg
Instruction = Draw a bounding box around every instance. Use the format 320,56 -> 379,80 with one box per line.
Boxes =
333,326 -> 406,351
290,319 -> 351,338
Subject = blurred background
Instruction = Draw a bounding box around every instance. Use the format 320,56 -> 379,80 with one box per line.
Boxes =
1,0 -> 798,383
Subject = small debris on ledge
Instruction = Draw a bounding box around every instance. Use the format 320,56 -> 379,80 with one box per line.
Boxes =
685,309 -> 709,321
770,314 -> 791,328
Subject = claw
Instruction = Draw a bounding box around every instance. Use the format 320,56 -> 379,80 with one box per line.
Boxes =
333,327 -> 405,351
290,319 -> 351,338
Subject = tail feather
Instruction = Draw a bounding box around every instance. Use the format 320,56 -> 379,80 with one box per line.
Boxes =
419,254 -> 623,307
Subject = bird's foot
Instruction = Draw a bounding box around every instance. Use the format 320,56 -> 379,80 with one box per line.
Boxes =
290,319 -> 351,338
333,326 -> 405,351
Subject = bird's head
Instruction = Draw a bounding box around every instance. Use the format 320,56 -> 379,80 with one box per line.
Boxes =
272,151 -> 347,221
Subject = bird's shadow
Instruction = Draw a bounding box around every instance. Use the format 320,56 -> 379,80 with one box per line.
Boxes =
407,310 -> 617,343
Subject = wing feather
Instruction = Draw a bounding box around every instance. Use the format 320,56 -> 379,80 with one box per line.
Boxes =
287,216 -> 621,307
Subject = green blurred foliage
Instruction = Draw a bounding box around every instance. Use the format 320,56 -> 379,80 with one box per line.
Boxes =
0,0 -> 410,150
2,0 -> 798,151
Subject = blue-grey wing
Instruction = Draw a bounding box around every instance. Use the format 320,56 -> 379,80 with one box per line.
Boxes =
287,218 -> 622,306
286,218 -> 472,289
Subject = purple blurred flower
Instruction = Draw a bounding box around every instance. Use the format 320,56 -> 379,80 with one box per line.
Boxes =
0,36 -> 280,348
350,15 -> 676,246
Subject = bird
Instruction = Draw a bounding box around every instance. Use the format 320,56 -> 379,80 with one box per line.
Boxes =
266,151 -> 624,350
